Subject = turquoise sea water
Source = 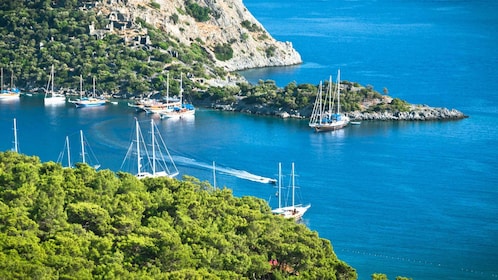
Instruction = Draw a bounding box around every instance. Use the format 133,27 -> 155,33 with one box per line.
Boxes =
1,0 -> 497,279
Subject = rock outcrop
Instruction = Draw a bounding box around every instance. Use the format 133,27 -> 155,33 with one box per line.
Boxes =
346,105 -> 467,121
94,0 -> 302,71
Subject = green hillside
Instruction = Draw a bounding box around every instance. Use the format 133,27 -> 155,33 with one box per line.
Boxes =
0,151 -> 357,279
0,0 -> 219,96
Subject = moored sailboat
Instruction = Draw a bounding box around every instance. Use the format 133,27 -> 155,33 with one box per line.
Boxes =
0,68 -> 20,100
69,76 -> 108,107
271,162 -> 311,221
309,70 -> 349,132
159,73 -> 195,119
44,65 -> 66,105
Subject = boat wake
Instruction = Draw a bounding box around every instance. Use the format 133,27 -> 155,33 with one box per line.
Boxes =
173,156 -> 276,184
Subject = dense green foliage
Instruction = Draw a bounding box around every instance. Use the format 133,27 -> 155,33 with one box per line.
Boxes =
0,151 -> 356,279
0,0 -> 219,96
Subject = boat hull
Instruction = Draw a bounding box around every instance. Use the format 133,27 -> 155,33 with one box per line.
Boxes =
272,204 -> 311,221
309,119 -> 349,132
159,108 -> 196,119
44,96 -> 66,104
73,101 -> 107,108
0,93 -> 20,100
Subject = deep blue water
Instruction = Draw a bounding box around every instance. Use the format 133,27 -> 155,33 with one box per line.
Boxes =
1,0 -> 498,279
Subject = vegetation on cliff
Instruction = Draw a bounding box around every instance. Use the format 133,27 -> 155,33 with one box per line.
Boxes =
0,151 -> 357,279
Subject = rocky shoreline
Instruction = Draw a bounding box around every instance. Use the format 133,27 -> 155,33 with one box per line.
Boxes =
203,102 -> 468,122
346,105 -> 468,121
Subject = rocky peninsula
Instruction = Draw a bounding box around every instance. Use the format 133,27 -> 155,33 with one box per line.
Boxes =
197,85 -> 468,122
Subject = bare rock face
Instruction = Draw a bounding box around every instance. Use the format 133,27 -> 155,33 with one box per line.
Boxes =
97,0 -> 302,71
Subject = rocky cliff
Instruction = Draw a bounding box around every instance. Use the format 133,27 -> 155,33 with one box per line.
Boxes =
95,0 -> 302,71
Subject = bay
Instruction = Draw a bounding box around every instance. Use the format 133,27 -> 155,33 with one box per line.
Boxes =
1,0 -> 498,279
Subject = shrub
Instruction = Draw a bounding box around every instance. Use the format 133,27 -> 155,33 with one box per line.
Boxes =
185,1 -> 210,22
214,44 -> 233,61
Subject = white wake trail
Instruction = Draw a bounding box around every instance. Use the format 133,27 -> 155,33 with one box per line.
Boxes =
173,156 -> 276,184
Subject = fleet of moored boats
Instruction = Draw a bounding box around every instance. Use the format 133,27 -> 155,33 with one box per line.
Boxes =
1,68 -> 361,222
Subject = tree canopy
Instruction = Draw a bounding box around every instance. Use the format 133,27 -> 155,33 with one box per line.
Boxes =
0,151 -> 357,279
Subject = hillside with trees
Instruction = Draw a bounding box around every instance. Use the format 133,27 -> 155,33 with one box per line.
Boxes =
0,151 -> 357,279
0,0 -> 465,120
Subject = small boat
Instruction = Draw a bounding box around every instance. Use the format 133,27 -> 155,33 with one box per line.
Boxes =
120,118 -> 179,179
350,121 -> 361,125
69,76 -> 107,108
0,68 -> 20,100
309,70 -> 350,132
44,65 -> 66,105
271,162 -> 311,221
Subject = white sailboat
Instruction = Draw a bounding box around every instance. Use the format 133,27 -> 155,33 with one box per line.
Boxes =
309,69 -> 349,132
0,68 -> 20,100
57,130 -> 101,169
120,118 -> 179,179
271,162 -> 311,221
44,65 -> 66,105
69,76 -> 108,107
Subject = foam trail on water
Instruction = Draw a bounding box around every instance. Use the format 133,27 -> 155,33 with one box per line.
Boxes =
173,156 -> 276,184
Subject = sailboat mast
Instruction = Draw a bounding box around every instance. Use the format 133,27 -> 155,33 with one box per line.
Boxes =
337,69 -> 341,114
318,82 -> 323,123
79,75 -> 83,98
135,118 -> 141,175
66,136 -> 71,167
180,73 -> 183,105
151,119 -> 156,176
80,130 -> 86,164
1,68 -> 3,92
13,118 -> 18,153
51,65 -> 54,95
292,162 -> 296,208
328,75 -> 333,116
166,72 -> 169,101
278,162 -> 282,209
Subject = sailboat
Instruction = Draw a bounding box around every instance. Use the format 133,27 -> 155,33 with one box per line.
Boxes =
69,76 -> 108,107
120,118 -> 179,179
309,69 -> 350,132
57,130 -> 101,169
44,65 -> 66,105
0,68 -> 20,100
271,162 -> 311,221
159,73 -> 195,119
